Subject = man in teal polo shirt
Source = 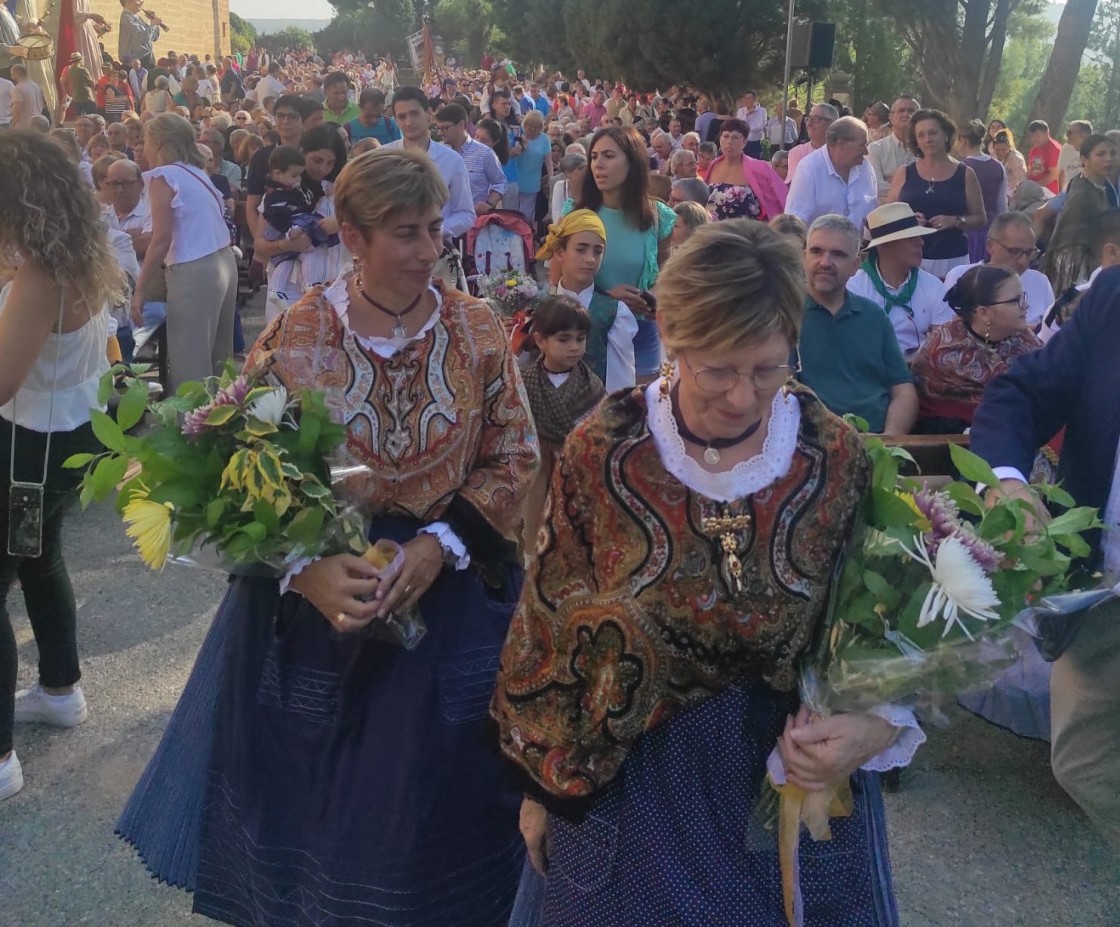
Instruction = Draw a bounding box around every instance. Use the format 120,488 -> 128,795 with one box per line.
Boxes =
798,214 -> 918,434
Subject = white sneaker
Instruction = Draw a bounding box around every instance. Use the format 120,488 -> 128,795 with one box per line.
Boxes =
0,751 -> 23,800
14,684 -> 88,727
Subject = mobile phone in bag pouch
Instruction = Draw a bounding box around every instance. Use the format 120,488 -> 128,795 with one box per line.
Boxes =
8,482 -> 45,558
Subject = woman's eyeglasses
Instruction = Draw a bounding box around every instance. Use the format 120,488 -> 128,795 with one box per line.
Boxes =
684,355 -> 800,393
989,294 -> 1028,311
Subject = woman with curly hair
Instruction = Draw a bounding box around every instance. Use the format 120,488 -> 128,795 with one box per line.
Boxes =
0,130 -> 125,801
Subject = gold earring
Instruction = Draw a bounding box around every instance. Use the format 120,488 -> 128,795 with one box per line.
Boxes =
659,357 -> 675,403
984,319 -> 992,342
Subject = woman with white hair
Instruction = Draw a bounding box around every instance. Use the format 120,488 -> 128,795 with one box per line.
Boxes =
142,75 -> 173,114
514,109 -> 553,225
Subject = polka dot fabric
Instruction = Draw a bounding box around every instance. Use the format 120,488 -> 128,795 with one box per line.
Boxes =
515,679 -> 899,927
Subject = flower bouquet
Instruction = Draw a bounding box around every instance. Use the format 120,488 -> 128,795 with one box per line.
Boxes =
476,269 -> 541,348
64,359 -> 426,647
769,432 -> 1100,927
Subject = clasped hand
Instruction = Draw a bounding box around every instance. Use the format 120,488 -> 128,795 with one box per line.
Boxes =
290,534 -> 444,634
777,706 -> 898,792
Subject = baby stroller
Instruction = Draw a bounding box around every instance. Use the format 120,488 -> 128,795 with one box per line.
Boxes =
465,209 -> 536,295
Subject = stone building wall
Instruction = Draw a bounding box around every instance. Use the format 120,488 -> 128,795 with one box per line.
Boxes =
87,0 -> 231,62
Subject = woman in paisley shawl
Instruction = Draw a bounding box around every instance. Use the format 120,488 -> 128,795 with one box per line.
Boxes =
910,264 -> 1040,434
495,219 -> 925,927
116,148 -> 540,926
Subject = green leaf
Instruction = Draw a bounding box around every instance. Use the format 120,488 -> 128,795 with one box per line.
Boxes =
949,444 -> 1000,488
62,452 -> 98,470
1047,506 -> 1101,537
297,412 -> 321,455
287,506 -> 325,546
97,370 -> 116,408
299,479 -> 332,500
844,413 -> 871,433
88,454 -> 129,500
242,521 -> 268,542
252,499 -> 281,533
205,404 -> 239,427
90,408 -> 126,452
870,486 -> 919,529
945,480 -> 985,517
1035,482 -> 1075,508
206,497 -> 226,528
115,381 -> 149,432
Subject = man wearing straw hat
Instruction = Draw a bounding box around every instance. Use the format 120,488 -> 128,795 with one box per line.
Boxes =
62,51 -> 95,117
849,202 -> 955,357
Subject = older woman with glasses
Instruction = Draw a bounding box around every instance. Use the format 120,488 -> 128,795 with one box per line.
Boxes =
699,117 -> 786,221
499,219 -> 921,927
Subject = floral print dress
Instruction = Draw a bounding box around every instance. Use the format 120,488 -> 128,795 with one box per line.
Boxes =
707,182 -> 763,221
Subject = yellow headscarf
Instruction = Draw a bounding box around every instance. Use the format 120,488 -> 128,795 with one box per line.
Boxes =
536,209 -> 607,261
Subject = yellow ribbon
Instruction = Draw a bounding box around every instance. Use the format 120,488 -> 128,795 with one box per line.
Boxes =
774,778 -> 854,927
535,208 -> 607,261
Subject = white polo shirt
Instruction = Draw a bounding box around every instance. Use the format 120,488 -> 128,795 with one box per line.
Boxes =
848,264 -> 955,355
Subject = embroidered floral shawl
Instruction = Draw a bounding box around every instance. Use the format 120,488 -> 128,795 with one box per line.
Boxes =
491,387 -> 869,798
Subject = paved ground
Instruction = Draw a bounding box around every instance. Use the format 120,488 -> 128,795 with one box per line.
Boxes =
1,295 -> 1118,926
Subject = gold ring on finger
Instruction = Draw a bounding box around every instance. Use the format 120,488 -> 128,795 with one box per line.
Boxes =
336,611 -> 350,625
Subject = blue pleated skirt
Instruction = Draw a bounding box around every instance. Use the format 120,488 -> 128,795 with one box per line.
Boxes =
116,575 -> 245,889
118,517 -> 525,925
509,679 -> 899,927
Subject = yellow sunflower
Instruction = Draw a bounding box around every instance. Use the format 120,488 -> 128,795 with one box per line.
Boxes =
123,496 -> 174,570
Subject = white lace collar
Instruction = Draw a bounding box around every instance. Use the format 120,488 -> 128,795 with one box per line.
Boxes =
323,274 -> 442,359
645,378 -> 801,503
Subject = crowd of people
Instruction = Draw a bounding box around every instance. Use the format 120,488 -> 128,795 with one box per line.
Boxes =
1,34 -> 1119,927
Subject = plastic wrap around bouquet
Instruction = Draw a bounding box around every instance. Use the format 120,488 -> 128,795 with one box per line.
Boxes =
768,430 -> 1101,927
64,354 -> 426,649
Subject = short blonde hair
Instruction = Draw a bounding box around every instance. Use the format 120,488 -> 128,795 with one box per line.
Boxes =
523,110 -> 544,130
145,113 -> 207,168
656,219 -> 804,356
334,148 -> 449,235
673,201 -> 710,235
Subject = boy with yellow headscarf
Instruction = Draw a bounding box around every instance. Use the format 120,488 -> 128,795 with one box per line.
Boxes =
536,209 -> 637,391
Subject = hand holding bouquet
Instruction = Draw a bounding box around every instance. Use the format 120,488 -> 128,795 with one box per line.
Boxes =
65,357 -> 426,647
769,433 -> 1100,927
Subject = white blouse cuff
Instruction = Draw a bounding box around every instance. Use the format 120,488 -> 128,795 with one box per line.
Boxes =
861,704 -> 927,772
419,522 -> 470,570
278,556 -> 317,596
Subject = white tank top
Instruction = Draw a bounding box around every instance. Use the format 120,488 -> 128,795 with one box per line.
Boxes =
146,162 -> 231,266
0,283 -> 109,432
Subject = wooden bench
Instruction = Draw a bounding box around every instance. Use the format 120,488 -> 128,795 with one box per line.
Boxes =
875,433 -> 970,478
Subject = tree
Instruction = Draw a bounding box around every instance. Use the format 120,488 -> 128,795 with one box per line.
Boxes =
229,13 -> 258,57
1028,0 -> 1100,129
833,0 -> 921,109
987,5 -> 1055,133
1076,0 -> 1120,127
871,0 -> 1046,124
496,0 -> 828,100
258,27 -> 316,53
432,0 -> 495,68
316,0 -> 417,59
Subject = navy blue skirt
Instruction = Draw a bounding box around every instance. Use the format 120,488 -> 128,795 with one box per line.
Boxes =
120,516 -> 525,926
510,679 -> 899,927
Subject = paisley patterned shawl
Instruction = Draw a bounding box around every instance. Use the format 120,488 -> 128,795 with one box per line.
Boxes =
491,386 -> 869,799
244,277 -> 540,547
911,316 -> 1040,415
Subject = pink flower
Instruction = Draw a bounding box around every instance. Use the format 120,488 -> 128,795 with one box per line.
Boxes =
181,406 -> 210,438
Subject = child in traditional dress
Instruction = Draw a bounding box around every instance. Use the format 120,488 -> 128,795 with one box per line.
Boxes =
520,295 -> 605,549
536,209 -> 638,391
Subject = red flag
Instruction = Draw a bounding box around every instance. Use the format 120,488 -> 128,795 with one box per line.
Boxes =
54,0 -> 76,98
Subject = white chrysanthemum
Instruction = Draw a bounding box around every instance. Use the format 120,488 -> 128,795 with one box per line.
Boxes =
904,534 -> 1001,639
248,387 -> 288,426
